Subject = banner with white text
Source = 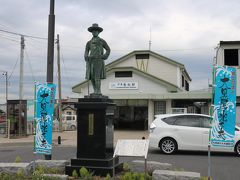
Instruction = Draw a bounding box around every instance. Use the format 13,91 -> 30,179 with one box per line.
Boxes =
211,66 -> 236,147
34,83 -> 56,155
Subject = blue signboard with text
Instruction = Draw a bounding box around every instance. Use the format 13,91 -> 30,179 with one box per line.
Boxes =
211,66 -> 236,147
34,83 -> 56,155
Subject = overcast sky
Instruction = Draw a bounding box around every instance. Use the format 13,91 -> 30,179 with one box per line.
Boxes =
0,0 -> 240,103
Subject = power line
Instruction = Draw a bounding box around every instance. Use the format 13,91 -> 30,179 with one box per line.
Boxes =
8,57 -> 19,80
0,29 -> 48,40
0,33 -> 19,43
25,49 -> 36,82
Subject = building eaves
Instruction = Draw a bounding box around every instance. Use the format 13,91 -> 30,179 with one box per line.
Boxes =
107,91 -> 211,100
220,41 -> 240,45
106,50 -> 185,69
106,50 -> 191,81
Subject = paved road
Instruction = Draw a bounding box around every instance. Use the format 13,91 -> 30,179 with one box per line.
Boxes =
0,143 -> 239,180
149,149 -> 240,180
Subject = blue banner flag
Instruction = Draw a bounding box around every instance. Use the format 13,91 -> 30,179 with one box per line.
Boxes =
211,66 -> 236,147
34,83 -> 56,155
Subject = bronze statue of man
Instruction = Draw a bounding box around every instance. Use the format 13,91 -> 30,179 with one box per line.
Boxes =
84,23 -> 110,95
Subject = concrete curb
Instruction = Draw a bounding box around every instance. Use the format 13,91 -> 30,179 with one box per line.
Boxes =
152,170 -> 200,180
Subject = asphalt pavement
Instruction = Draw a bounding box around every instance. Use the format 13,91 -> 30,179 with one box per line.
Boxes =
0,130 -> 149,146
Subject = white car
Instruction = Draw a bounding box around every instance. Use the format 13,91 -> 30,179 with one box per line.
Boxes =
53,115 -> 77,131
149,114 -> 240,155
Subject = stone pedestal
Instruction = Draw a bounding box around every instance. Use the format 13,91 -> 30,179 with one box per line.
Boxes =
65,96 -> 121,177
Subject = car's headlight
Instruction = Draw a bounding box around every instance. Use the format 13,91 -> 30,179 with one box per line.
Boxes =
149,123 -> 157,133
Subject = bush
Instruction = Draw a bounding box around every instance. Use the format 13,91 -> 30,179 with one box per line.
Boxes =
79,167 -> 94,179
14,155 -> 22,163
16,168 -> 25,178
123,163 -> 130,171
121,171 -> 151,180
72,169 -> 78,179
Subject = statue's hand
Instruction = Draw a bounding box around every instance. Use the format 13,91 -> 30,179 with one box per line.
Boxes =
101,55 -> 108,60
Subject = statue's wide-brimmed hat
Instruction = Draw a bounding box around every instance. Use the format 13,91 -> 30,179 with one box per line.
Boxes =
88,23 -> 103,32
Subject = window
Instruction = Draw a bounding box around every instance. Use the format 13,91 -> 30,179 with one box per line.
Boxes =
224,49 -> 238,66
201,117 -> 211,128
174,116 -> 201,127
162,117 -> 177,125
135,54 -> 149,59
182,75 -> 184,87
66,111 -> 72,115
66,116 -> 72,121
115,71 -> 132,78
154,101 -> 166,115
185,81 -> 189,91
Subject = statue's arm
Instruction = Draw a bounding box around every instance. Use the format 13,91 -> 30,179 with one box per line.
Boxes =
102,39 -> 110,60
84,41 -> 90,61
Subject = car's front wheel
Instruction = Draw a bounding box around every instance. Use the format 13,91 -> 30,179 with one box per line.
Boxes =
235,141 -> 240,156
160,138 -> 177,154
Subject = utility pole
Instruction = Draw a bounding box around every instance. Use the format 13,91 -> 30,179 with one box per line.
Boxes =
45,0 -> 55,160
19,35 -> 25,100
46,0 -> 55,84
18,35 -> 25,136
56,34 -> 63,132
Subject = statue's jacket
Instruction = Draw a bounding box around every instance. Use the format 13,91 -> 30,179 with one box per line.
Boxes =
84,37 -> 110,80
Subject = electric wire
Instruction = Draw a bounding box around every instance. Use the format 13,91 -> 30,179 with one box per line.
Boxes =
25,48 -> 36,82
0,34 -> 19,43
8,56 -> 19,81
60,51 -> 72,88
0,29 -> 47,40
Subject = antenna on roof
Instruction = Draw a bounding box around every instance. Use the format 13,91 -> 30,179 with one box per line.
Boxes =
148,25 -> 152,51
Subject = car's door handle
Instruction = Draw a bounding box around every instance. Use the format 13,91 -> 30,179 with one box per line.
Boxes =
203,131 -> 209,134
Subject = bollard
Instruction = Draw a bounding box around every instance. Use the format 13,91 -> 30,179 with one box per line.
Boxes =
58,136 -> 61,145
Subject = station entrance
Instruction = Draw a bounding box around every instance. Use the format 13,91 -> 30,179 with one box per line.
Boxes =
113,100 -> 148,130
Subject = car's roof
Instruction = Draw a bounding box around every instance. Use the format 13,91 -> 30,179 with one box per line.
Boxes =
155,113 -> 211,119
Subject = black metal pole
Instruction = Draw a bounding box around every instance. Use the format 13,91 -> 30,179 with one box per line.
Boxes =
45,0 -> 55,160
46,0 -> 55,83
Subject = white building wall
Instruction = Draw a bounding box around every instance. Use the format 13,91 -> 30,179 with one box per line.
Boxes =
80,71 -> 169,96
216,45 -> 240,96
148,56 -> 178,86
112,55 -> 179,87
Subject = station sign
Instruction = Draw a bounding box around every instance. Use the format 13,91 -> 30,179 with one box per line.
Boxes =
109,82 -> 138,89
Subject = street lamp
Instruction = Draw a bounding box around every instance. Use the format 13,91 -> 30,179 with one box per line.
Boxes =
2,71 -> 8,138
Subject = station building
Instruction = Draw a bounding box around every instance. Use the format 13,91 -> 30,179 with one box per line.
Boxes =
72,50 -> 211,130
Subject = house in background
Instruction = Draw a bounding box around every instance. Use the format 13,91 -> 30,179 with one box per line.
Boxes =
62,101 -> 77,116
72,50 -> 211,130
215,41 -> 240,124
